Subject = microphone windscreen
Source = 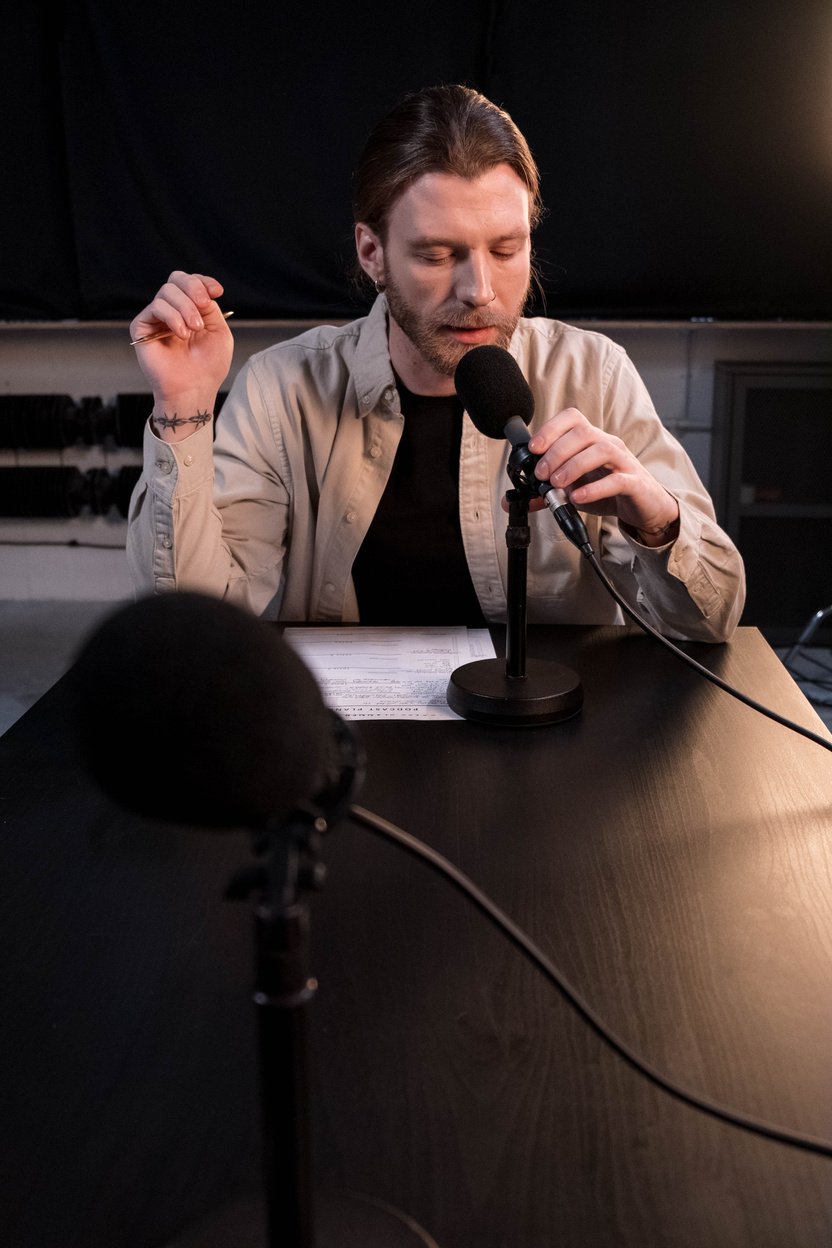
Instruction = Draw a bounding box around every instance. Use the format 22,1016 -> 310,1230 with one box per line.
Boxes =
454,346 -> 535,438
71,592 -> 330,829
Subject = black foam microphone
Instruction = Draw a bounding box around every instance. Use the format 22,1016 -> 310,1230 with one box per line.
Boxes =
455,345 -> 591,553
71,592 -> 344,830
445,346 -> 584,725
70,594 -> 387,1247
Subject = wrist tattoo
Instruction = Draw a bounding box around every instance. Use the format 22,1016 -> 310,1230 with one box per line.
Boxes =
152,410 -> 212,432
636,518 -> 679,542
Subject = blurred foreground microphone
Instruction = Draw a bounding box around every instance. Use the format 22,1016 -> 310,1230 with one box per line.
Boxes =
72,595 -> 390,1248
455,345 -> 591,553
71,593 -> 356,829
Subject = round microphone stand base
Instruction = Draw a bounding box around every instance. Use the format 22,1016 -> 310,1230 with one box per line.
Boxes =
447,656 -> 583,726
164,1189 -> 439,1248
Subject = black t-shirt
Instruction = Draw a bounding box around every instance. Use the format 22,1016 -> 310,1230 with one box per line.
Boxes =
351,380 -> 487,626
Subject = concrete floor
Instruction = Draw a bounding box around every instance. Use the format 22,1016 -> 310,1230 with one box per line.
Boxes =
0,600 -> 127,737
1,600 -> 831,738
779,645 -> 832,732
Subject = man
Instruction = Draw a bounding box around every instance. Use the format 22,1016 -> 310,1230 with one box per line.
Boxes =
127,84 -> 744,639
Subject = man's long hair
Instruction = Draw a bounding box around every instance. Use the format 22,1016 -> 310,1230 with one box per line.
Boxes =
352,84 -> 543,239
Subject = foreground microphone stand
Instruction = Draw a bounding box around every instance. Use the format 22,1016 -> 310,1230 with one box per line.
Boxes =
225,806 -> 325,1248
168,717 -> 432,1248
447,445 -> 583,726
165,810 -> 324,1248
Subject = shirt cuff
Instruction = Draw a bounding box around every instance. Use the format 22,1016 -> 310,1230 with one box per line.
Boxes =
142,418 -> 214,504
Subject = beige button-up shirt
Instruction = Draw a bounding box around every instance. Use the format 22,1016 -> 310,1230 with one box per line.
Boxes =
127,296 -> 745,640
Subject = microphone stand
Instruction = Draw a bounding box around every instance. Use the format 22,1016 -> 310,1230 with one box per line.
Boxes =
225,807 -> 325,1248
447,449 -> 583,726
168,793 -> 434,1247
505,487 -> 531,680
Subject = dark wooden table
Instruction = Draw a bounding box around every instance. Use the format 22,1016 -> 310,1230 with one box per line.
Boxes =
1,626 -> 831,1247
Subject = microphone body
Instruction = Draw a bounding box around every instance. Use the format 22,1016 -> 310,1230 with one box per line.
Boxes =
456,349 -> 592,554
448,347 -> 584,726
70,593 -> 391,1248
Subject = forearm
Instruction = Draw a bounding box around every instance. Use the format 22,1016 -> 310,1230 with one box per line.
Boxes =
127,379 -> 291,615
607,502 -> 746,642
126,420 -> 232,598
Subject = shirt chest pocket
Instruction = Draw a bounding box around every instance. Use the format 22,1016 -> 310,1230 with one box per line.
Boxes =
525,510 -> 583,601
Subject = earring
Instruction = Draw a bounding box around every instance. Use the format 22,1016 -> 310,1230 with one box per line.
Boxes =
374,278 -> 386,294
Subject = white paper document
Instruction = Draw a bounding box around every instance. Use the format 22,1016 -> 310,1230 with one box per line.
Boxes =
284,626 -> 497,720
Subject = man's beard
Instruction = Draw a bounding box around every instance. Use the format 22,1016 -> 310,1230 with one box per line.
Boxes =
384,275 -> 527,378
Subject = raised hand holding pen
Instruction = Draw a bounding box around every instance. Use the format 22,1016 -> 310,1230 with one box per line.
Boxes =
129,270 -> 235,443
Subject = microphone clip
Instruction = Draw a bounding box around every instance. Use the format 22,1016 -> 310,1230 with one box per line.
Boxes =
225,804 -> 328,909
506,441 -> 544,499
507,440 -> 593,556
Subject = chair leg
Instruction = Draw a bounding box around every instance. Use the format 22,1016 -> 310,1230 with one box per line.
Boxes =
783,604 -> 832,668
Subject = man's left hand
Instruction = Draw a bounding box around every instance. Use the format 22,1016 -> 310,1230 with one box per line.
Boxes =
515,406 -> 680,547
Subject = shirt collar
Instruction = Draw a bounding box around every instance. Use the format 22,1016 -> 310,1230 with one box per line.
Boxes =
352,294 -> 399,417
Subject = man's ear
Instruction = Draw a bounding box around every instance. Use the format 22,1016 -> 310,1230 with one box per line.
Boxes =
355,223 -> 385,286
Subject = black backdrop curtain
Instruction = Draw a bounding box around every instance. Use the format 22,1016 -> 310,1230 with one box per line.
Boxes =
3,0 -> 832,321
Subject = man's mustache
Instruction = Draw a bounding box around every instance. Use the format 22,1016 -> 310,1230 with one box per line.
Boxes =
433,312 -> 508,330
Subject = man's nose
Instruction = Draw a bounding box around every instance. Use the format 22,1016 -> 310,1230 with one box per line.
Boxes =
455,254 -> 495,307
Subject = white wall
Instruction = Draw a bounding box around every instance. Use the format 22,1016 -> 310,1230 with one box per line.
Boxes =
1,319 -> 830,600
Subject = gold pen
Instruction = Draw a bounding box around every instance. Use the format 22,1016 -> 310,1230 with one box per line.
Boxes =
130,309 -> 235,347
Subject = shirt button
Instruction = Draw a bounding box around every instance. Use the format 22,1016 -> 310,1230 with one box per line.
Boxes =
383,386 -> 395,402
161,536 -> 172,549
345,511 -> 356,524
183,454 -> 194,467
324,581 -> 335,594
369,445 -> 381,459
157,460 -> 173,474
361,395 -> 371,408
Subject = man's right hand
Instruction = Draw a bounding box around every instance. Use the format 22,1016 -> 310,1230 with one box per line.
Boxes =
129,271 -> 235,441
